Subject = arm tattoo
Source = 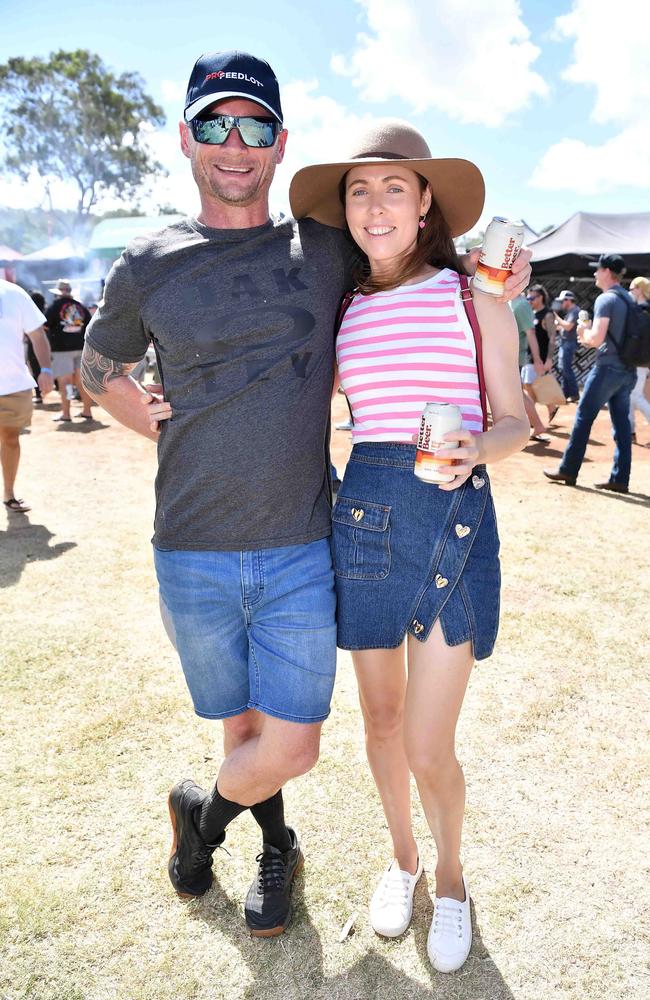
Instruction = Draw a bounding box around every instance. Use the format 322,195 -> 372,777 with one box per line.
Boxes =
80,344 -> 138,397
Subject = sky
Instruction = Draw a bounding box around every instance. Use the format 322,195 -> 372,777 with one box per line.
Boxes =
0,0 -> 648,239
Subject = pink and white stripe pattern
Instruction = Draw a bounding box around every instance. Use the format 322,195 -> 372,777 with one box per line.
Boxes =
337,269 -> 483,443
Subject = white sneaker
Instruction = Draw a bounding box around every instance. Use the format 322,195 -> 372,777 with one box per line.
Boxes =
427,874 -> 472,973
369,852 -> 423,938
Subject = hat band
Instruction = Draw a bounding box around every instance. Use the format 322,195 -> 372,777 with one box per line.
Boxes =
352,151 -> 409,161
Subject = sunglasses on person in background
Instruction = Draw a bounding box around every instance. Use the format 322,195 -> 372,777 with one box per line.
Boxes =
190,114 -> 280,148
526,295 -> 539,301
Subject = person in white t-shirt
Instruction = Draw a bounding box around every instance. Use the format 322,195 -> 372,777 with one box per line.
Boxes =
0,279 -> 54,512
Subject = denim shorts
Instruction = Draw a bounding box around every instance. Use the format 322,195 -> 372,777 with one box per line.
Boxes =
154,538 -> 337,723
331,444 -> 501,660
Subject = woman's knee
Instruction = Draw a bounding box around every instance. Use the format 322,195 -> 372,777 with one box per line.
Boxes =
406,741 -> 458,784
359,696 -> 404,741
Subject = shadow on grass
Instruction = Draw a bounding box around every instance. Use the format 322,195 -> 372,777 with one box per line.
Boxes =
52,418 -> 109,434
0,516 -> 76,587
587,487 -> 650,508
548,429 -> 605,445
186,868 -> 515,1000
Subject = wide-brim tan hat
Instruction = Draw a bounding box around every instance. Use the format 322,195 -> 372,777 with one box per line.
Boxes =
289,119 -> 485,238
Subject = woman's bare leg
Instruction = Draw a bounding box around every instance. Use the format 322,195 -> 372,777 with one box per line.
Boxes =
353,644 -> 418,873
404,621 -> 474,900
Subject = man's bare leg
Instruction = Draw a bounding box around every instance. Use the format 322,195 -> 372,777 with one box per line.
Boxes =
0,427 -> 21,502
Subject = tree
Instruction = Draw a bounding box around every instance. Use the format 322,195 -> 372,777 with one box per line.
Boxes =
0,50 -> 166,222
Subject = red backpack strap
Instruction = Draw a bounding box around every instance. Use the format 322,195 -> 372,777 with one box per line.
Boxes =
459,274 -> 488,432
335,288 -> 356,334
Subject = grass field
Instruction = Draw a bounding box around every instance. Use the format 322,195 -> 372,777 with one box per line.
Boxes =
1,394 -> 649,1000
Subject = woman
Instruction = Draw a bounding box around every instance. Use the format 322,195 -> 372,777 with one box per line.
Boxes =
290,120 -> 529,973
523,283 -> 560,429
628,276 -> 650,444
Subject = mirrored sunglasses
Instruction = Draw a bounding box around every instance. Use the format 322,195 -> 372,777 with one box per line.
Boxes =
190,114 -> 279,148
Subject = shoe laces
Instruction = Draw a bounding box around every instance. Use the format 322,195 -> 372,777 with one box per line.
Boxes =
255,850 -> 286,894
377,867 -> 410,908
432,898 -> 465,939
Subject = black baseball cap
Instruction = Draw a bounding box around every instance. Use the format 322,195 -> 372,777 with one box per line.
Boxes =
184,50 -> 283,124
589,253 -> 626,273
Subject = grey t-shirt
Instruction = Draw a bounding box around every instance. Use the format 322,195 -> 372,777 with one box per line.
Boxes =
86,216 -> 352,550
594,285 -> 633,369
559,304 -> 580,343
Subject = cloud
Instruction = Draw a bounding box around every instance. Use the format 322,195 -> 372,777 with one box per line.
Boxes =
272,79 -> 376,215
529,124 -> 650,196
138,125 -> 199,215
0,170 -> 79,213
160,79 -> 186,106
331,0 -> 548,127
531,0 -> 650,194
553,0 -> 650,125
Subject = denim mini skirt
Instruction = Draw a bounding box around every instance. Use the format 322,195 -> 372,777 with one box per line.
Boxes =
331,443 -> 501,659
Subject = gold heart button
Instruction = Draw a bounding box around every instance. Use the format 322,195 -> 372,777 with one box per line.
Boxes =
413,620 -> 424,634
472,475 -> 485,490
351,508 -> 364,522
455,524 -> 471,538
435,573 -> 449,589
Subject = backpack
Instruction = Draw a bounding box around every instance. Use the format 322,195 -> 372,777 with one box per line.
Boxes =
608,287 -> 650,367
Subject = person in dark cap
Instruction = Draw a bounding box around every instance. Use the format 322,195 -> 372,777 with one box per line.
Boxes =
553,289 -> 581,402
80,50 -> 533,937
544,254 -> 637,492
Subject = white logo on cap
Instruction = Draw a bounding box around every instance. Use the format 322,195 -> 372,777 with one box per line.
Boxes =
204,71 -> 263,88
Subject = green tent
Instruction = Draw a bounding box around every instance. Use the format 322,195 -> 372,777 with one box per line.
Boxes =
88,215 -> 185,260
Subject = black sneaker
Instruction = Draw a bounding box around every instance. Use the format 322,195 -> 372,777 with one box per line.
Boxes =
167,779 -> 224,899
245,828 -> 303,936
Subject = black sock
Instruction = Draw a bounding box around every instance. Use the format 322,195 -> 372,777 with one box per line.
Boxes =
197,784 -> 247,845
250,790 -> 292,851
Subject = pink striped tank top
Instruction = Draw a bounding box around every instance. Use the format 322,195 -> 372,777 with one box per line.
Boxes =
336,268 -> 483,443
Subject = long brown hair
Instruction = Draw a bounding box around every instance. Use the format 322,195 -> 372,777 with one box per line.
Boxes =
340,173 -> 468,295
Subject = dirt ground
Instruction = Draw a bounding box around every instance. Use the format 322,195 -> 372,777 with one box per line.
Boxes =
1,390 -> 649,1000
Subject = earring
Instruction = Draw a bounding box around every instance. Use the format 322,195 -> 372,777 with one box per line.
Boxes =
418,215 -> 426,230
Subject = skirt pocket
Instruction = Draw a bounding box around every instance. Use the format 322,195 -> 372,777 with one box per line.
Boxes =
331,497 -> 391,580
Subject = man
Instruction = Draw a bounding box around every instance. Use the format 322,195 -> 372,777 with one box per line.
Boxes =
0,279 -> 54,512
544,254 -> 637,492
553,289 -> 580,402
81,50 -> 532,936
46,279 -> 94,421
510,292 -> 549,442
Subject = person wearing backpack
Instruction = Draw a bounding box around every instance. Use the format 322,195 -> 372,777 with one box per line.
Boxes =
543,253 -> 637,493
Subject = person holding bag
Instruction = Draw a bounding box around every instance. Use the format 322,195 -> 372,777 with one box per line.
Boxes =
523,284 -> 562,429
289,120 -> 529,972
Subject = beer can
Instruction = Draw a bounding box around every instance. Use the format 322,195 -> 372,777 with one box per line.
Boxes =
473,217 -> 525,296
414,402 -> 462,484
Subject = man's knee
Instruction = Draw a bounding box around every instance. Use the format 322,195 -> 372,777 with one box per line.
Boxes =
266,723 -> 321,782
0,427 -> 20,448
223,709 -> 262,751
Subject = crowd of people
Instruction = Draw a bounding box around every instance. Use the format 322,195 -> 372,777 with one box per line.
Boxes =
0,277 -> 102,511
1,46 -> 648,981
504,257 -> 649,494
